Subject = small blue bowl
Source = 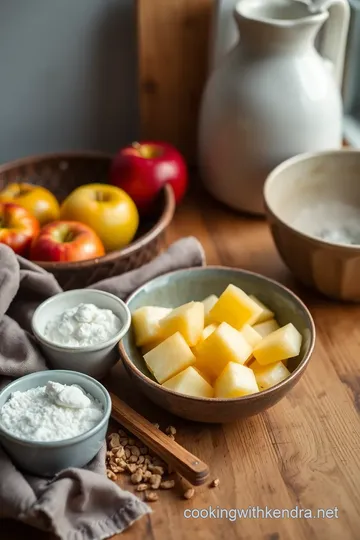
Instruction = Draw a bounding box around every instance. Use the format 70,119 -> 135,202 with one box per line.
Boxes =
0,370 -> 111,476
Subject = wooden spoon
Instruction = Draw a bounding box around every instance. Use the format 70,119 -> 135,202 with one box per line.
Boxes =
111,392 -> 210,486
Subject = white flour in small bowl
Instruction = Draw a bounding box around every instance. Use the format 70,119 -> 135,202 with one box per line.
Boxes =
44,303 -> 122,347
292,201 -> 360,246
0,381 -> 104,442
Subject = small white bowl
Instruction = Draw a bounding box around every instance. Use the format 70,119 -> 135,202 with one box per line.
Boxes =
32,289 -> 131,379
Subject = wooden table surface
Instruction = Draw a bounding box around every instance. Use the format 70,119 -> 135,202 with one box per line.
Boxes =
3,182 -> 360,540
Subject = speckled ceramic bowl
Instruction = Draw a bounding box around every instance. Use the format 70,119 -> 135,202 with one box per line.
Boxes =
119,267 -> 315,423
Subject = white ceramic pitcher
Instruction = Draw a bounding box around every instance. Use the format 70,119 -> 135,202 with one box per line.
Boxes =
199,0 -> 350,214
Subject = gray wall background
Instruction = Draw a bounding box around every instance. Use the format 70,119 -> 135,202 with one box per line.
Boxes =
0,0 -> 138,163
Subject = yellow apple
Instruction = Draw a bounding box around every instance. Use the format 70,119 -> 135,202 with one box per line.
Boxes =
0,183 -> 60,226
60,184 -> 139,252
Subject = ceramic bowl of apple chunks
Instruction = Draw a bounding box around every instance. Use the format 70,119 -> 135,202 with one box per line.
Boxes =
119,267 -> 315,423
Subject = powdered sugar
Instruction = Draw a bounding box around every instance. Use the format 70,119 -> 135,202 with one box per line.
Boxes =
44,303 -> 122,347
0,382 -> 103,441
291,201 -> 360,246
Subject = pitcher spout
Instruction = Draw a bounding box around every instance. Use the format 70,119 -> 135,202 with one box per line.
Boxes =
234,0 -> 329,54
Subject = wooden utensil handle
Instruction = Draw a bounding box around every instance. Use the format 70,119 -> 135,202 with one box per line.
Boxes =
110,392 -> 210,486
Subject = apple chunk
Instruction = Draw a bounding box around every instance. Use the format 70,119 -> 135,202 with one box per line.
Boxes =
209,284 -> 263,330
143,332 -> 195,384
240,324 -> 262,348
194,322 -> 253,381
249,295 -> 274,323
253,319 -> 280,337
159,301 -> 204,346
202,295 -> 218,325
253,323 -> 302,366
141,338 -> 163,355
214,362 -> 259,398
163,367 -> 214,398
252,361 -> 291,390
132,306 -> 171,346
192,323 -> 218,356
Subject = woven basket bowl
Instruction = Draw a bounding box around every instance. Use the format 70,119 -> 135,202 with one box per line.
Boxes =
0,152 -> 175,290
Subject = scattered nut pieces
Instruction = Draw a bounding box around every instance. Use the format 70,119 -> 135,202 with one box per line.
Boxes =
145,491 -> 159,502
143,470 -> 152,481
106,425 -> 188,499
116,447 -> 125,459
130,446 -> 141,457
131,471 -> 143,484
153,423 -> 160,429
210,478 -> 220,488
183,488 -> 195,500
108,433 -> 121,449
126,463 -> 138,474
115,458 -> 127,468
137,483 -> 149,492
106,470 -> 117,481
166,426 -> 177,436
160,480 -> 175,489
149,474 -> 162,490
151,466 -> 165,476
152,458 -> 166,467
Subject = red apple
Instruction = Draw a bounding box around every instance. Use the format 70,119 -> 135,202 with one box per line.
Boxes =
0,202 -> 40,256
110,141 -> 188,213
30,221 -> 105,263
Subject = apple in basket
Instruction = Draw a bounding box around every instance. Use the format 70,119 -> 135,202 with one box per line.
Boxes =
0,183 -> 60,226
0,202 -> 40,256
110,141 -> 188,213
30,221 -> 105,263
60,184 -> 139,252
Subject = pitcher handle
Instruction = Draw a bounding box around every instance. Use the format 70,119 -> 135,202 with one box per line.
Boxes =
317,0 -> 351,89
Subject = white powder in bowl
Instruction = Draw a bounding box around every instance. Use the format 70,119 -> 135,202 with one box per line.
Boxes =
291,201 -> 360,246
44,303 -> 122,347
0,381 -> 104,442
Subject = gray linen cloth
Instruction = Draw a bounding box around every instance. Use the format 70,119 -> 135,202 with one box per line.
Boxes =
0,237 -> 205,540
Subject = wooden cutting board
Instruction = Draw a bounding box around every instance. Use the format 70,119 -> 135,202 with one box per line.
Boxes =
137,0 -> 214,166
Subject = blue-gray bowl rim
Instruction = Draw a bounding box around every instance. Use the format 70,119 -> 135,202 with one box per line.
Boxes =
0,370 -> 111,447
